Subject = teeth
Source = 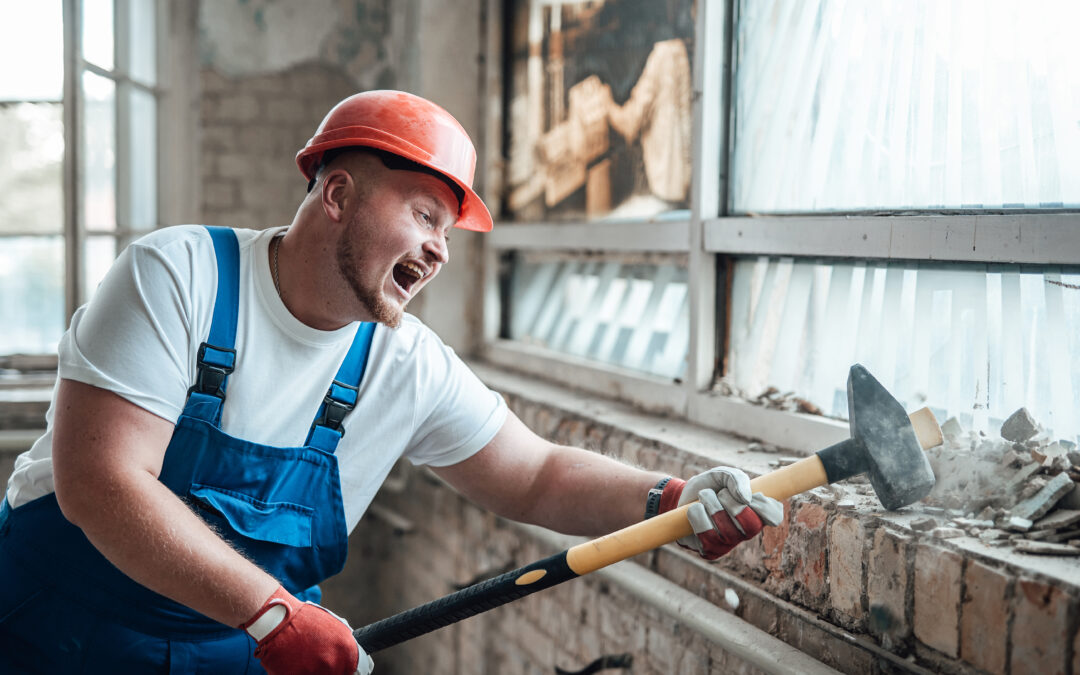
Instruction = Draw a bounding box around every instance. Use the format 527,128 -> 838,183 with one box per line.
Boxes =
401,262 -> 424,279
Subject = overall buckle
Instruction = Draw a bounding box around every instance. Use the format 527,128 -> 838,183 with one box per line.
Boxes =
312,380 -> 358,435
189,342 -> 236,399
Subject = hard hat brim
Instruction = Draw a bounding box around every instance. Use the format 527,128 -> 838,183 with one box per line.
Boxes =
296,131 -> 493,233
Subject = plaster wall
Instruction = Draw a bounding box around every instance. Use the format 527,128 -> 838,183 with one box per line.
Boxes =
196,0 -> 485,353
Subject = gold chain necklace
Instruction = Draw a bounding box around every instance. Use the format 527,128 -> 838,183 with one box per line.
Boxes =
272,234 -> 283,298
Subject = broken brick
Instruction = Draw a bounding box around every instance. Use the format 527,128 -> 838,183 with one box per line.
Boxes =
960,561 -> 1010,674
867,529 -> 911,649
913,544 -> 962,657
1010,578 -> 1072,674
828,513 -> 866,621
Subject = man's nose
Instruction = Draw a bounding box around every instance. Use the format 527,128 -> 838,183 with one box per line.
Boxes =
424,232 -> 449,265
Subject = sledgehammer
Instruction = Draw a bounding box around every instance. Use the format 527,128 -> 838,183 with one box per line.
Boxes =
353,364 -> 941,653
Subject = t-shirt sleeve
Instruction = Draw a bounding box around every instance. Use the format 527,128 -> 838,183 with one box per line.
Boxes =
403,332 -> 507,468
58,228 -> 210,423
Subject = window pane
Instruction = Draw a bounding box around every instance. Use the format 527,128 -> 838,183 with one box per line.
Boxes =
0,236 -> 65,354
127,87 -> 156,230
504,0 -> 694,223
0,1 -> 63,100
732,0 -> 1080,212
82,71 -> 116,231
723,257 -> 1080,443
0,103 -> 64,234
83,0 -> 115,71
85,235 -> 117,299
506,255 -> 689,379
125,0 -> 156,85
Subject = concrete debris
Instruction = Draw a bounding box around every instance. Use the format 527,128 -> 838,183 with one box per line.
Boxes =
930,527 -> 965,539
1013,540 -> 1080,556
1009,473 -> 1076,522
1000,407 -> 1040,442
768,457 -> 801,468
1032,509 -> 1080,531
940,417 -> 963,441
1044,528 -> 1080,543
952,518 -> 995,529
978,529 -> 1010,542
910,517 -> 938,531
1003,516 -> 1034,532
1068,451 -> 1080,466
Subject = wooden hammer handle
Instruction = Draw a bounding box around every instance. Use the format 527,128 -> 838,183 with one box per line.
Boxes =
566,406 -> 942,575
354,407 -> 941,652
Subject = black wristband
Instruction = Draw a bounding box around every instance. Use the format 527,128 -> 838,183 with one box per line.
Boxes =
643,476 -> 672,520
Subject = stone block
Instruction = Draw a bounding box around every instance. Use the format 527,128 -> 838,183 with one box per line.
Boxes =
866,528 -> 911,650
1010,577 -> 1072,675
1001,407 -> 1041,442
828,513 -> 866,622
960,560 -> 1010,675
912,544 -> 962,657
1010,472 -> 1076,521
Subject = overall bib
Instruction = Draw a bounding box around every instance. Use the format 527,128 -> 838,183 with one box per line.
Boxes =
0,226 -> 375,673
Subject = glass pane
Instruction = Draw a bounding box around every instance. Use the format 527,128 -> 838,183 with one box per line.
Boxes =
82,71 -> 116,231
0,1 -> 63,100
506,255 -> 689,379
723,257 -> 1080,443
127,87 -> 156,230
0,236 -> 65,354
125,0 -> 156,84
0,103 -> 64,234
732,0 -> 1080,212
85,235 -> 117,299
505,0 -> 694,223
83,0 -> 115,70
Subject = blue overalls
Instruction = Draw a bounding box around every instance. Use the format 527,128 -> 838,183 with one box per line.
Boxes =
0,226 -> 375,673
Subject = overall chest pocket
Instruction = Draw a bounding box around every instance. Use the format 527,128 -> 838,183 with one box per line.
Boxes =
189,484 -> 315,548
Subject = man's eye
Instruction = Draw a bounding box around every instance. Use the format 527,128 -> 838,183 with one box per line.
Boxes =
416,210 -> 431,225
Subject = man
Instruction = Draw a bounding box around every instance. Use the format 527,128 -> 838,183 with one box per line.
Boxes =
0,90 -> 782,674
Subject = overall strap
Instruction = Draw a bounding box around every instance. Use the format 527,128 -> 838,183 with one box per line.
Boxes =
306,322 -> 376,452
182,226 -> 240,425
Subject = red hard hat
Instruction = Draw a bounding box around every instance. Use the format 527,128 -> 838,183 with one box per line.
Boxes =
296,90 -> 493,232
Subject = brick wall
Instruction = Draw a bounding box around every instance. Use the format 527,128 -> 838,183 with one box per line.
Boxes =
199,64 -> 359,232
324,379 -> 1080,675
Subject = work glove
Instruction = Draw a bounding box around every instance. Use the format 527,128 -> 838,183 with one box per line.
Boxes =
241,585 -> 374,675
657,467 -> 784,560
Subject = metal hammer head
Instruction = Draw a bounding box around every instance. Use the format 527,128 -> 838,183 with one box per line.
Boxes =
817,365 -> 936,510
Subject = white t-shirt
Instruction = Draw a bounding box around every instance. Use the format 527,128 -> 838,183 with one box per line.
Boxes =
5,225 -> 507,532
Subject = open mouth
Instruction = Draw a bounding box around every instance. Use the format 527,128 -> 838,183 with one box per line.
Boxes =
392,261 -> 425,296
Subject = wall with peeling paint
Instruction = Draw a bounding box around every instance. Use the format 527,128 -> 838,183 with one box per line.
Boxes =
196,0 -> 485,352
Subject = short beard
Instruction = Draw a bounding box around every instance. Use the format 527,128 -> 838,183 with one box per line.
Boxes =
336,218 -> 403,329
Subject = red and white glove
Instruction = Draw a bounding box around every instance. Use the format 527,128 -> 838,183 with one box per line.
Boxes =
657,467 -> 783,560
241,586 -> 374,675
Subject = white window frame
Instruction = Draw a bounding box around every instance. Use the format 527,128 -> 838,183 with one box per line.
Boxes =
0,0 -> 196,358
480,0 -> 1080,453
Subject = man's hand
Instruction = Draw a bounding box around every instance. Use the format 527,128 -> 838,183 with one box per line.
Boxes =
657,467 -> 784,560
242,586 -> 374,675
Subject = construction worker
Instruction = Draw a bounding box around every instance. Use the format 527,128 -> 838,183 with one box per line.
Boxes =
0,90 -> 782,674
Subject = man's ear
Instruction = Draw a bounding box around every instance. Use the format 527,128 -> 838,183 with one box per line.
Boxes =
320,169 -> 353,223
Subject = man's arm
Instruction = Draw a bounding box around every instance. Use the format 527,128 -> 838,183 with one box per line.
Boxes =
431,411 -> 665,536
51,378 -> 278,626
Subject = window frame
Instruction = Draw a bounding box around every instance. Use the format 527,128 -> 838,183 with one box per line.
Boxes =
0,0 -> 190,358
482,0 -> 1078,452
